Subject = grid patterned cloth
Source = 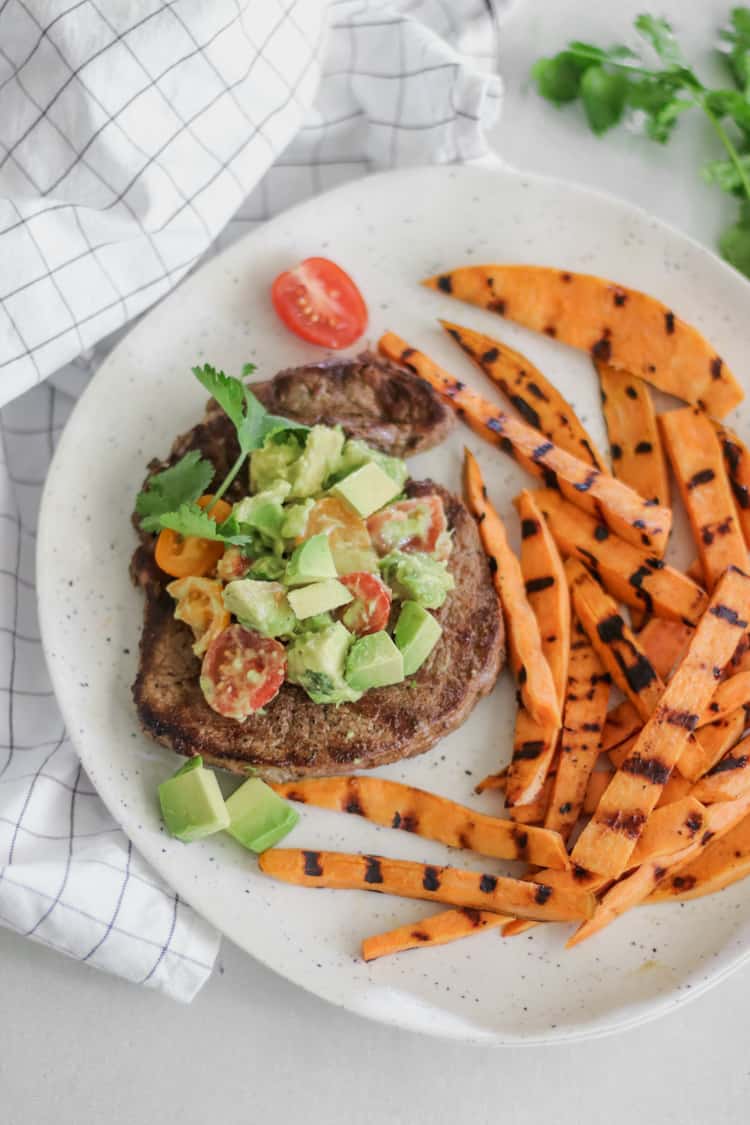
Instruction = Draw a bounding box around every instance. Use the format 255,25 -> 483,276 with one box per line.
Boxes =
0,0 -> 505,1000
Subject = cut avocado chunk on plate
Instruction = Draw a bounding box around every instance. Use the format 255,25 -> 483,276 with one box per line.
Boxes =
287,578 -> 353,619
345,630 -> 404,692
284,533 -> 338,586
225,778 -> 299,853
331,461 -> 402,518
395,601 -> 442,675
158,756 -> 230,843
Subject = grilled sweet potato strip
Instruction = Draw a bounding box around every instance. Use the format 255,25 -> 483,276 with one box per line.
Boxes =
647,814 -> 750,902
506,706 -> 560,809
582,770 -> 614,814
597,362 -> 670,507
609,727 -> 716,783
272,777 -> 569,869
531,489 -> 706,623
714,422 -> 750,548
463,450 -> 560,729
628,797 -> 706,864
698,670 -> 750,728
566,559 -> 662,721
568,790 -> 750,945
514,489 -> 571,707
258,850 -> 594,921
660,406 -> 747,590
655,773 -> 693,808
421,265 -> 743,418
691,734 -> 750,803
638,617 -> 694,679
475,769 -> 507,794
571,566 -> 750,878
544,620 -> 611,841
379,332 -> 672,553
361,907 -> 508,962
674,708 -> 746,781
602,704 -> 641,753
441,319 -> 607,468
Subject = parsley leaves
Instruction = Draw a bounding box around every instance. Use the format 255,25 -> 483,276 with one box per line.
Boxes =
532,8 -> 750,278
135,451 -> 214,533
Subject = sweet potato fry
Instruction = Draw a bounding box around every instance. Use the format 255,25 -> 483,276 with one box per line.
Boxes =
714,421 -> 750,549
258,850 -> 595,921
514,489 -> 571,707
583,770 -> 614,815
609,726 -> 718,784
628,797 -> 706,865
506,707 -> 560,809
647,814 -> 750,901
531,489 -> 706,623
272,776 -> 569,869
463,449 -> 560,730
441,319 -> 607,468
660,406 -> 747,590
691,734 -> 750,803
544,620 -> 611,841
475,769 -> 507,794
379,333 -> 672,553
596,362 -> 670,507
571,566 -> 750,877
566,559 -> 662,721
361,907 -> 508,962
568,789 -> 750,945
655,773 -> 693,808
421,265 -> 742,418
699,670 -> 750,728
637,617 -> 694,679
603,705 -> 641,753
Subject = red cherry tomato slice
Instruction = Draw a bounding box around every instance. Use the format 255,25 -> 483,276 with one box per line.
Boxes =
367,496 -> 447,557
338,572 -> 392,636
271,257 -> 367,349
200,625 -> 286,721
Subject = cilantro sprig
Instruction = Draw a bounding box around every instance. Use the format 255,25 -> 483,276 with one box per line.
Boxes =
532,9 -> 750,278
135,363 -> 308,544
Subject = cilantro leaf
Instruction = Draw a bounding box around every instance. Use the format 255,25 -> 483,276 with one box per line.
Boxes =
241,362 -> 257,377
192,364 -> 248,433
720,205 -> 750,274
135,452 -> 214,533
157,502 -> 226,541
634,15 -> 687,69
532,52 -> 593,104
703,150 -> 750,195
579,67 -> 630,134
719,8 -> 750,93
628,77 -> 694,142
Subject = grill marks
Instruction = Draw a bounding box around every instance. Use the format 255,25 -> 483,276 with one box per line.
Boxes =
660,406 -> 748,591
693,734 -> 750,803
715,422 -> 750,549
271,776 -> 569,869
596,361 -> 670,509
440,319 -> 607,469
361,907 -> 507,961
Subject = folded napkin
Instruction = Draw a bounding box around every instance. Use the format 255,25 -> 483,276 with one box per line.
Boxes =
0,0 -> 506,1000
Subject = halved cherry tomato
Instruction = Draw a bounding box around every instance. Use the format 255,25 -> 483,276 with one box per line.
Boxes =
166,576 -> 231,656
271,257 -> 367,349
303,496 -> 378,574
216,545 -> 252,582
155,495 -> 233,579
367,496 -> 448,557
200,624 -> 286,721
339,572 -> 392,636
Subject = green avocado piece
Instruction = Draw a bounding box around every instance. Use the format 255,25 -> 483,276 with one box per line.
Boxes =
331,461 -> 402,518
345,630 -> 405,692
394,601 -> 443,675
289,425 -> 345,498
287,578 -> 352,620
225,778 -> 299,853
158,756 -> 230,843
331,438 -> 408,490
247,555 -> 286,581
232,481 -> 291,544
250,432 -> 305,493
223,579 -> 297,637
280,498 -> 314,540
379,550 -> 455,609
284,532 -> 338,586
287,621 -> 362,704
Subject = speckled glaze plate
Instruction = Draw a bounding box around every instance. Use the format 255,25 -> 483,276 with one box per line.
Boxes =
38,165 -> 750,1044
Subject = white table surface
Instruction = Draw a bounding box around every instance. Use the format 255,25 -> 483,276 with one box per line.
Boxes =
3,1 -> 749,1120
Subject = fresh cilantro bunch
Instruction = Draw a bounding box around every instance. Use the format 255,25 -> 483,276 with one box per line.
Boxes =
135,363 -> 308,546
532,9 -> 750,277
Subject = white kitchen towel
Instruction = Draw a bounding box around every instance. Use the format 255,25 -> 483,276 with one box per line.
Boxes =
0,0 -> 505,1000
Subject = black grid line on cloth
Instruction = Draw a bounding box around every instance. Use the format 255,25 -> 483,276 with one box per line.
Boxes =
0,817 -> 122,842
80,837 -> 132,961
0,0 -> 89,99
0,505 -> 21,779
139,890 -> 179,983
21,761 -> 81,936
6,727 -> 68,863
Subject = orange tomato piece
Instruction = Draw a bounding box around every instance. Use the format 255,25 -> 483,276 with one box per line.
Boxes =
166,576 -> 231,656
154,494 -> 232,578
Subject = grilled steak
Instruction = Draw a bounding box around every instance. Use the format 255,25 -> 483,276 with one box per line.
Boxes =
132,366 -> 503,780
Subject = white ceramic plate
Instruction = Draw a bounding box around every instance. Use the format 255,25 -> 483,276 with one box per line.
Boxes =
38,165 -> 750,1044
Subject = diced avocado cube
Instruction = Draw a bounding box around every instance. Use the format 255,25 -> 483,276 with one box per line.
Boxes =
225,778 -> 299,853
284,533 -> 337,586
247,555 -> 286,581
332,438 -> 408,490
289,425 -> 345,498
280,498 -> 314,540
395,601 -> 443,675
287,578 -> 353,619
345,630 -> 404,692
332,461 -> 401,518
250,434 -> 304,494
379,550 -> 455,609
287,621 -> 362,704
233,481 -> 291,543
223,579 -> 297,637
158,757 -> 230,843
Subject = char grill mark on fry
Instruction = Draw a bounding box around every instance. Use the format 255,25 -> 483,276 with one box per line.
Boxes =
421,265 -> 743,417
646,815 -> 750,903
714,421 -> 750,549
530,489 -> 706,623
379,332 -> 672,553
660,406 -> 748,591
596,362 -> 670,508
571,567 -> 750,878
441,319 -> 607,469
361,907 -> 509,961
258,850 -> 594,921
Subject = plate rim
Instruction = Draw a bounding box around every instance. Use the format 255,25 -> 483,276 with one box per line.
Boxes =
36,161 -> 750,1045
